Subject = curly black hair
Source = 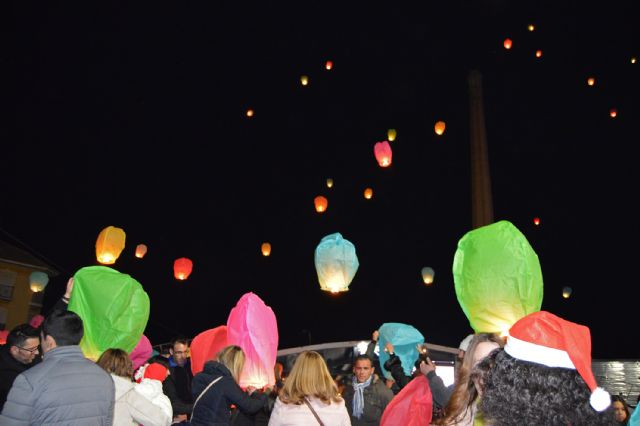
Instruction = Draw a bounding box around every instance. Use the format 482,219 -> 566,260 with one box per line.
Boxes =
480,349 -> 616,426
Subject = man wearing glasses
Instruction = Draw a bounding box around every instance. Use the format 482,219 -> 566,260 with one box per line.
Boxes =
0,324 -> 40,411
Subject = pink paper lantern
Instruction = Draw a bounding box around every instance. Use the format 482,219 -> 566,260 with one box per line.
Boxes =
227,292 -> 278,389
190,326 -> 228,376
129,334 -> 153,371
374,141 -> 393,167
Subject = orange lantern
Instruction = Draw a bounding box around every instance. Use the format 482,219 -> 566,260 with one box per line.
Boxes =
373,141 -> 392,167
364,188 -> 373,199
503,38 -> 513,50
434,121 -> 446,135
609,108 -> 617,118
314,196 -> 328,213
535,50 -> 542,58
533,217 -> 540,226
300,75 -> 309,86
326,178 -> 334,188
95,226 -> 126,265
261,242 -> 271,257
174,258 -> 193,280
587,77 -> 595,86
246,109 -> 254,117
325,60 -> 333,70
135,244 -> 147,259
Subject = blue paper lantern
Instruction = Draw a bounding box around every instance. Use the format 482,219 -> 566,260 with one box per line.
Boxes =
314,233 -> 359,293
29,271 -> 49,293
377,322 -> 425,380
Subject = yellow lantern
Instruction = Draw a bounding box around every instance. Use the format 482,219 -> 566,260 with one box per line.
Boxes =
95,226 -> 126,265
421,267 -> 435,285
387,129 -> 397,142
528,24 -> 535,32
326,178 -> 334,188
632,57 -> 637,64
314,196 -> 328,213
246,109 -> 254,117
29,271 -> 49,293
562,286 -> 572,299
300,75 -> 309,86
364,188 -> 373,199
261,242 -> 271,257
587,77 -> 595,86
135,244 -> 147,259
434,121 -> 446,135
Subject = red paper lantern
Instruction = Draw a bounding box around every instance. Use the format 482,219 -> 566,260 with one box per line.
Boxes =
325,60 -> 333,70
533,217 -> 540,226
374,141 -> 393,167
135,244 -> 147,259
609,108 -> 617,118
535,50 -> 542,58
314,196 -> 328,213
503,38 -> 513,50
174,257 -> 193,280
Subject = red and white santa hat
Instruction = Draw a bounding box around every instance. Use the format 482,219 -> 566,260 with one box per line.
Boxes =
504,311 -> 610,411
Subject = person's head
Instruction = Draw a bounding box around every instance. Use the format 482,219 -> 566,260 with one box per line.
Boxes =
7,324 -> 40,365
352,354 -> 374,383
147,354 -> 171,370
457,333 -> 474,361
279,351 -> 341,405
170,337 -> 189,367
97,348 -> 134,378
41,310 -> 83,352
611,395 -> 630,423
217,345 -> 245,383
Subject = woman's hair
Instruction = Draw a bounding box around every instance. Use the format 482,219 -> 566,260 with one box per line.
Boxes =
146,354 -> 171,370
97,348 -> 134,378
611,395 -> 630,424
217,345 -> 245,383
435,333 -> 503,425
278,351 -> 341,405
480,349 -> 616,425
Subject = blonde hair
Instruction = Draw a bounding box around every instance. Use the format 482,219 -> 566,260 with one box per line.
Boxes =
97,348 -> 133,378
279,351 -> 341,405
217,345 -> 245,383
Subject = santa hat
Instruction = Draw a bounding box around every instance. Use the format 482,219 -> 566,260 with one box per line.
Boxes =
144,363 -> 169,383
504,311 -> 610,411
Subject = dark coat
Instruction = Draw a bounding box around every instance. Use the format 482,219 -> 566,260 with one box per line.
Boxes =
0,346 -> 32,411
190,361 -> 267,426
164,361 -> 194,416
342,374 -> 394,426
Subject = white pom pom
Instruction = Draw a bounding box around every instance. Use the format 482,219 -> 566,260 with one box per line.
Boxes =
590,387 -> 611,411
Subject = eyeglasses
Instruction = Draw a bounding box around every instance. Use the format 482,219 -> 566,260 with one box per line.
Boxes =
16,345 -> 39,354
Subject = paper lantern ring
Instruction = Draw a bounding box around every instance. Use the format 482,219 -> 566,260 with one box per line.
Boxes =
314,232 -> 359,293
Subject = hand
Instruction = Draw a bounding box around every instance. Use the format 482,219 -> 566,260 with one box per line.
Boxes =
372,330 -> 379,342
64,277 -> 74,299
173,414 -> 188,423
419,359 -> 436,376
385,342 -> 394,354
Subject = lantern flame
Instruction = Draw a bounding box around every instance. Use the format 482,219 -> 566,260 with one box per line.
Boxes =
528,24 -> 535,32
587,77 -> 595,86
300,75 -> 309,86
246,109 -> 254,117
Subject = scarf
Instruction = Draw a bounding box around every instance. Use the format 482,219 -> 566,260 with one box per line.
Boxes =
352,375 -> 373,419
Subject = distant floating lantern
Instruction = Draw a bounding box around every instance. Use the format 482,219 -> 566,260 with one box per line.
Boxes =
535,50 -> 542,58
503,38 -> 512,50
246,109 -> 254,117
632,57 -> 637,64
610,108 -> 617,118
174,258 -> 193,280
314,196 -> 328,213
364,188 -> 373,199
387,129 -> 397,142
314,233 -> 359,293
527,24 -> 535,32
325,60 -> 333,70
374,141 -> 392,167
300,75 -> 309,86
326,178 -> 333,188
261,243 -> 271,257
587,77 -> 595,86
135,244 -> 147,259
95,226 -> 126,265
421,267 -> 435,285
562,286 -> 572,299
29,271 -> 49,293
533,217 -> 540,226
434,121 -> 446,135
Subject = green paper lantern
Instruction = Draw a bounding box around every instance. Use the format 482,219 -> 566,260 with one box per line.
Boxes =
453,221 -> 543,334
68,266 -> 150,360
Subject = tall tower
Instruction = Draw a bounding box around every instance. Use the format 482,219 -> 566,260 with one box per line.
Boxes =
468,70 -> 494,229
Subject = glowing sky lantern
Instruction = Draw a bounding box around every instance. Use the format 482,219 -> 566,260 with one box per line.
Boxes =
174,257 -> 193,280
503,38 -> 513,50
227,292 -> 278,388
95,226 -> 126,265
300,75 -> 309,86
246,109 -> 254,117
535,50 -> 542,58
562,286 -> 573,299
380,375 -> 432,426
314,232 -> 359,293
421,267 -> 435,285
387,128 -> 397,142
528,24 -> 535,32
632,57 -> 637,64
453,220 -> 543,334
610,108 -> 617,118
325,60 -> 333,70
364,188 -> 373,199
587,77 -> 595,86
376,323 -> 424,380
314,195 -> 328,213
533,217 -> 541,226
326,178 -> 334,188
29,271 -> 49,293
129,334 -> 152,372
190,326 -> 228,376
68,266 -> 150,360
374,141 -> 392,167
434,121 -> 446,135
135,244 -> 147,259
261,242 -> 271,257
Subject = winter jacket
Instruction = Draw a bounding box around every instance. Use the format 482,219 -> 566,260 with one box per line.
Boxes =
164,361 -> 194,416
190,361 -> 268,426
0,345 -> 115,425
342,374 -> 394,426
267,396 -> 351,426
0,346 -> 33,411
135,377 -> 173,421
111,374 -> 172,426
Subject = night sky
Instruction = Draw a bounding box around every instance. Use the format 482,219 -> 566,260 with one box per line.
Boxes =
3,1 -> 638,359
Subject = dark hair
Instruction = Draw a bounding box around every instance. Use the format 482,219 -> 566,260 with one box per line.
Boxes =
354,354 -> 373,365
147,354 -> 170,369
42,310 -> 83,346
7,324 -> 39,348
170,337 -> 189,349
480,349 -> 616,426
611,395 -> 630,423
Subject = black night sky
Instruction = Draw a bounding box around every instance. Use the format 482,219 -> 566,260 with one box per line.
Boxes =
3,1 -> 639,359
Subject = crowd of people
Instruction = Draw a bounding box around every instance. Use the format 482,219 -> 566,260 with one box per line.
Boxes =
0,283 -> 638,425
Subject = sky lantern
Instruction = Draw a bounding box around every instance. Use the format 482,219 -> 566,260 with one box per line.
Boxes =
364,188 -> 373,199
314,195 -> 328,213
135,244 -> 147,259
190,326 -> 228,376
227,292 -> 278,388
300,75 -> 309,86
95,226 -> 126,265
129,334 -> 152,372
533,217 -> 540,226
434,121 -> 446,135
453,220 -> 543,334
503,38 -> 512,50
376,323 -> 424,380
631,57 -> 637,64
421,267 -> 435,285
325,60 -> 333,70
29,271 -> 49,293
374,141 -> 392,167
528,24 -> 535,32
535,50 -> 542,58
174,257 -> 193,280
609,108 -> 617,118
246,108 -> 254,117
387,128 -> 397,142
587,77 -> 595,86
68,266 -> 150,360
326,178 -> 333,188
562,286 -> 573,299
314,232 -> 359,294
261,242 -> 271,257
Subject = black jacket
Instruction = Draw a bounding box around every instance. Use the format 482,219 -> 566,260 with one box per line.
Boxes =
190,361 -> 267,426
0,346 -> 32,411
164,362 -> 194,416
